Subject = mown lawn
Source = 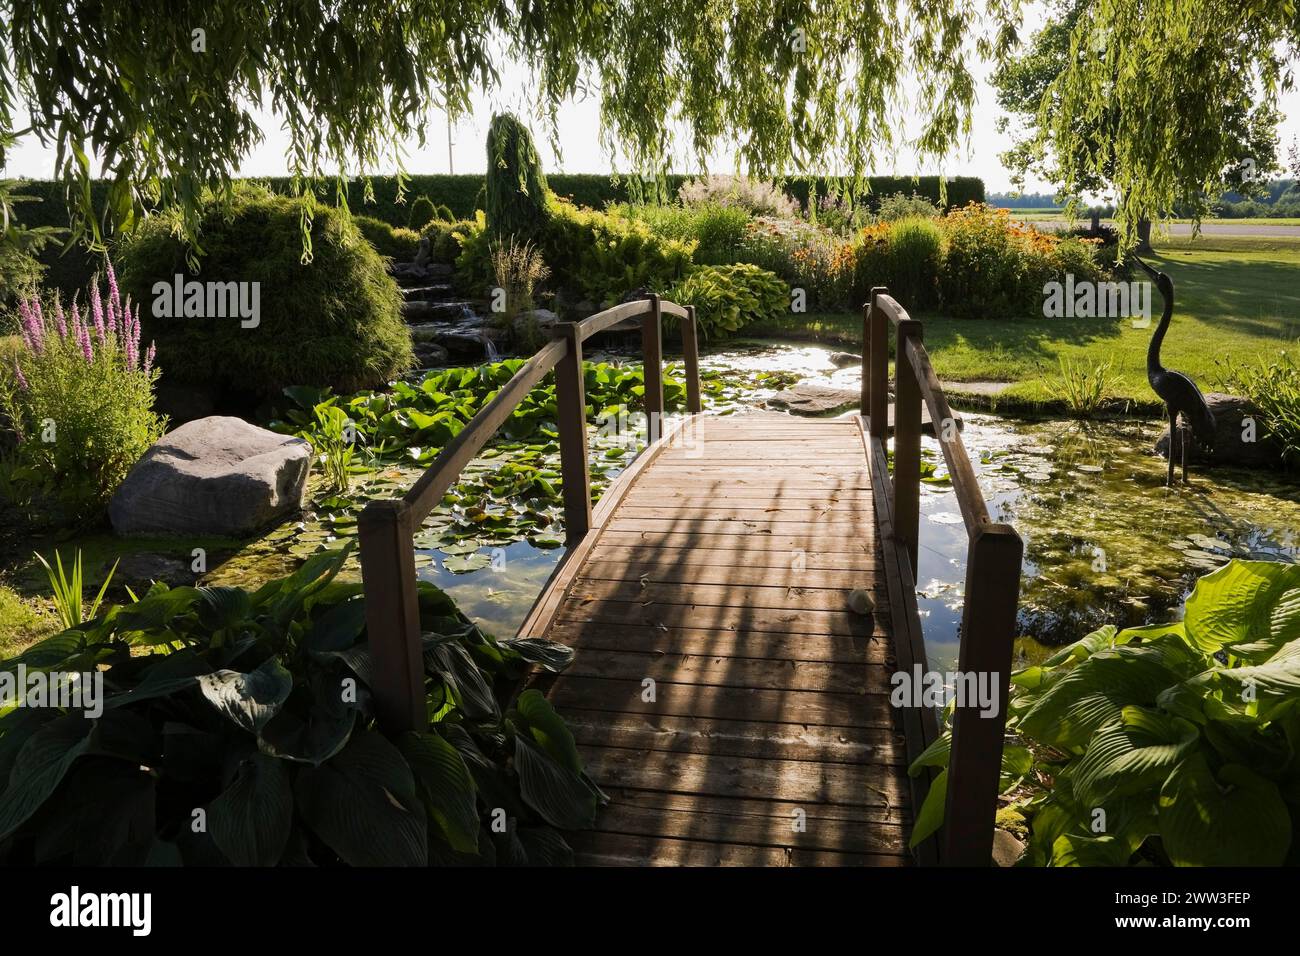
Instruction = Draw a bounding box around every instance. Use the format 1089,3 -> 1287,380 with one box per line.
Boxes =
747,235 -> 1300,407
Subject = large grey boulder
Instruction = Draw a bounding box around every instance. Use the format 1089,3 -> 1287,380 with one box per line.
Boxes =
110,416 -> 311,537
1154,392 -> 1283,468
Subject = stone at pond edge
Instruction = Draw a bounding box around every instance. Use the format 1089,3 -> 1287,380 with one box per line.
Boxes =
768,382 -> 859,415
829,351 -> 859,369
992,829 -> 1025,867
109,416 -> 311,537
1154,393 -> 1283,468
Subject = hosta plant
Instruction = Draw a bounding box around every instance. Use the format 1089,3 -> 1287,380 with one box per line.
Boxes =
0,543 -> 599,866
910,559 -> 1300,866
665,263 -> 790,338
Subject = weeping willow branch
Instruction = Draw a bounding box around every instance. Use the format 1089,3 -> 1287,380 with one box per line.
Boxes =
0,0 -> 1014,257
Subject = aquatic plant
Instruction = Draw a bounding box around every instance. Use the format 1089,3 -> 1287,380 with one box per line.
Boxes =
911,559 -> 1300,866
33,548 -> 118,629
1040,356 -> 1119,416
1219,351 -> 1300,468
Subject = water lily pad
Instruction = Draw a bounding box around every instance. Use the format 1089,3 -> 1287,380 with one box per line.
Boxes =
443,553 -> 493,574
928,512 -> 963,525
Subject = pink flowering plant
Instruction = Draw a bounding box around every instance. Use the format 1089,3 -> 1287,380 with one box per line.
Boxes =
1,260 -> 165,522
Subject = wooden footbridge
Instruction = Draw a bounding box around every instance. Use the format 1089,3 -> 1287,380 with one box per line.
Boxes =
359,290 -> 1023,866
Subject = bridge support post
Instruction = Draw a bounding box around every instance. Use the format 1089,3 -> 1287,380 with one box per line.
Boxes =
554,322 -> 592,542
867,287 -> 888,439
894,318 -> 923,583
942,522 -> 1023,866
682,305 -> 702,414
642,293 -> 664,443
358,499 -> 426,734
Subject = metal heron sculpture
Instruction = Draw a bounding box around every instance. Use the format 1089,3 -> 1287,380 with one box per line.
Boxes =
1136,257 -> 1215,485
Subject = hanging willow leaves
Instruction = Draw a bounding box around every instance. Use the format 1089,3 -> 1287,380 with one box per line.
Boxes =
1046,0 -> 1299,246
0,0 -> 1018,256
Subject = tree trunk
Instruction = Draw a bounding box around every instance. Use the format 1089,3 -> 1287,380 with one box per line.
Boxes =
1136,217 -> 1153,253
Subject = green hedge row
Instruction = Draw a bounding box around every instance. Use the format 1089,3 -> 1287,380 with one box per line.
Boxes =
12,172 -> 985,232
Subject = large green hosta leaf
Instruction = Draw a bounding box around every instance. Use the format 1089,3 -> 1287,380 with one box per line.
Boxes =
1216,637 -> 1300,705
1184,561 -> 1300,653
1072,706 -> 1199,806
209,753 -> 293,866
198,657 -> 293,735
1157,753 -> 1291,866
1231,587 -> 1300,662
514,736 -> 598,830
1019,646 -> 1193,750
295,730 -> 427,866
0,714 -> 92,841
397,732 -> 479,854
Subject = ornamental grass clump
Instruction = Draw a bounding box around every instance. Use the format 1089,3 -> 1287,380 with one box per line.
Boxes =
2,261 -> 165,523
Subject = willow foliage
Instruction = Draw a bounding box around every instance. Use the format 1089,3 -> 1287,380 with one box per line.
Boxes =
1047,0 -> 1300,245
0,0 -> 1018,256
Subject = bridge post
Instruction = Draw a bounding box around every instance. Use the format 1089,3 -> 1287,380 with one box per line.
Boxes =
682,305 -> 702,414
358,499 -> 426,734
942,522 -> 1023,866
554,322 -> 592,542
642,293 -> 664,443
894,318 -> 923,583
867,287 -> 889,439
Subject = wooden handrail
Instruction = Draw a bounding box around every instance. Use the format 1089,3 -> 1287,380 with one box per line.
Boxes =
360,294 -> 701,734
861,287 -> 1024,867
403,339 -> 567,523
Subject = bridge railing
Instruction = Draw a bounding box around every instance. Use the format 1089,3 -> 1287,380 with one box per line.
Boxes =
358,294 -> 701,733
861,286 -> 1024,867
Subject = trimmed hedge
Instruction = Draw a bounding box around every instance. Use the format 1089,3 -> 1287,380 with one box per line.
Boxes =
117,185 -> 412,401
11,173 -> 984,255
783,176 -> 985,213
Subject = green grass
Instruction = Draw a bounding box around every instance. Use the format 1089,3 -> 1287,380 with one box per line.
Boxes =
0,584 -> 57,658
747,236 -> 1300,408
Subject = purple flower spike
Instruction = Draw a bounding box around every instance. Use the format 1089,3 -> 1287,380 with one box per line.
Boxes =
107,258 -> 120,310
144,342 -> 156,375
54,297 -> 67,339
13,362 -> 28,390
79,322 -> 94,362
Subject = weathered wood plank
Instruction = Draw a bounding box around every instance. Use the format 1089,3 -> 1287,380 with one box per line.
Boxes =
565,577 -> 868,613
568,831 -> 905,866
546,621 -> 887,664
563,647 -> 892,694
548,676 -> 897,729
579,745 -> 910,813
575,560 -> 879,590
564,710 -> 905,766
593,530 -> 879,554
555,600 -> 887,636
587,790 -> 909,855
585,544 -> 880,573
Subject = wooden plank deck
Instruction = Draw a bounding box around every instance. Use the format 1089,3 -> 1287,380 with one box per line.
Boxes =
529,412 -> 913,866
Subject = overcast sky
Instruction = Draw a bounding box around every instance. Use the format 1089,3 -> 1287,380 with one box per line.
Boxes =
5,10 -> 1300,195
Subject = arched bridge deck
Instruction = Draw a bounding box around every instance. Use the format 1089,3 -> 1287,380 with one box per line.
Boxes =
524,412 -> 908,865
359,291 -> 1022,866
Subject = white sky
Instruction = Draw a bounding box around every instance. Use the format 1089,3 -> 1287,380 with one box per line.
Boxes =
5,7 -> 1300,195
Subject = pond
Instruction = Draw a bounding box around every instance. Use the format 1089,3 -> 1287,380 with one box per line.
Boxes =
193,338 -> 1300,666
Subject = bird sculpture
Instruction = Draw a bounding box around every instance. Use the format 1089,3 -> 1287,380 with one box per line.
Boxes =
1135,257 -> 1215,485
